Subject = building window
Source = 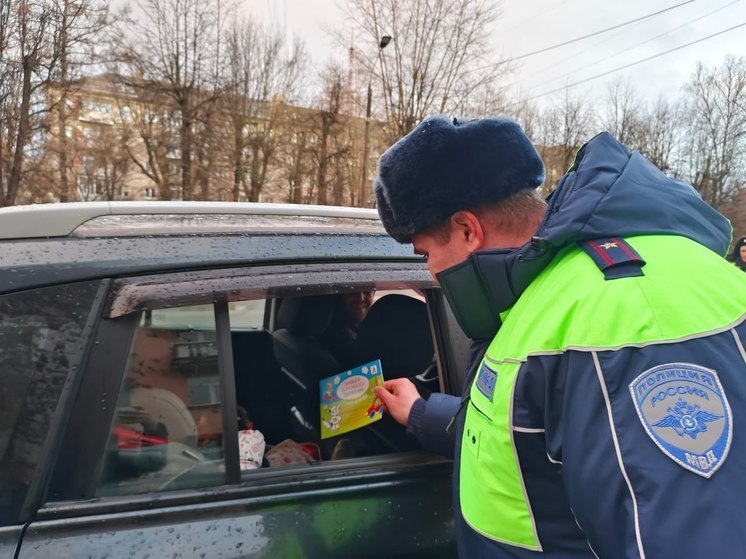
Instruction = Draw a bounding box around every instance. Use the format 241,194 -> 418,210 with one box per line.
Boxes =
143,187 -> 156,199
85,101 -> 112,115
82,101 -> 113,123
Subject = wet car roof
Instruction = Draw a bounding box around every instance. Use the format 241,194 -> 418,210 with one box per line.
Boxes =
0,202 -> 416,294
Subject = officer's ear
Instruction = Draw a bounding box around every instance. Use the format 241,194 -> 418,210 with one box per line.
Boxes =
450,210 -> 485,253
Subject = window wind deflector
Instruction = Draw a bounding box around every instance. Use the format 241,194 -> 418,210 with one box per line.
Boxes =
106,263 -> 433,318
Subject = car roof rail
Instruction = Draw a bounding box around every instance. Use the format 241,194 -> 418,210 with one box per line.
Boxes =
0,202 -> 382,240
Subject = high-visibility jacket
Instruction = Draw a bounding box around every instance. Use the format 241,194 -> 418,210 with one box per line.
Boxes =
447,132 -> 746,557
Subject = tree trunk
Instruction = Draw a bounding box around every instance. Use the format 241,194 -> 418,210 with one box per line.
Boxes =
316,131 -> 329,206
248,143 -> 261,202
232,119 -> 243,201
180,99 -> 193,201
57,1 -> 72,202
3,57 -> 33,207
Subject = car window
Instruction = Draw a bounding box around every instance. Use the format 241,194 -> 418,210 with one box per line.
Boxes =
98,305 -> 225,496
95,285 -> 442,497
148,300 -> 265,331
0,281 -> 100,524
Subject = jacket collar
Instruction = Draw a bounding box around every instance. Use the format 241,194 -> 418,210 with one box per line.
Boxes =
436,132 -> 732,340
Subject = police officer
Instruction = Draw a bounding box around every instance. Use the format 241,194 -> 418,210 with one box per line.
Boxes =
373,116 -> 746,558
730,236 -> 746,271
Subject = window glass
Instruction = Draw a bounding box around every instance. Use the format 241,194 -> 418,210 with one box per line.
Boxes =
98,304 -> 225,496
228,300 -> 265,330
0,281 -> 100,524
98,285 -> 441,497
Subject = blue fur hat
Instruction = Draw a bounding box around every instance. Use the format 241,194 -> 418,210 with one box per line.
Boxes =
374,115 -> 545,243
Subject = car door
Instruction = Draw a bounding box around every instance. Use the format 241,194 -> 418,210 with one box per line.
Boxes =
16,262 -> 465,559
0,280 -> 106,559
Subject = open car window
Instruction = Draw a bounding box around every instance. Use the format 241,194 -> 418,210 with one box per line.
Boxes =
93,271 -> 449,497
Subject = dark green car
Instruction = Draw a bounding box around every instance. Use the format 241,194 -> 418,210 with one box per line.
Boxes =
0,202 -> 469,558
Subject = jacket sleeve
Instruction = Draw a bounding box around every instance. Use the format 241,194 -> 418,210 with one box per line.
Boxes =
406,393 -> 461,458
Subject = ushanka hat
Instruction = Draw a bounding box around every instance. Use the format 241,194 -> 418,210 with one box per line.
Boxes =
373,115 -> 545,243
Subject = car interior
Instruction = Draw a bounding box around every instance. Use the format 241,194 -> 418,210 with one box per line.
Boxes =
98,287 -> 442,496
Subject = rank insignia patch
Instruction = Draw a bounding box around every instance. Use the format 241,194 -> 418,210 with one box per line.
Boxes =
476,362 -> 498,402
629,363 -> 732,478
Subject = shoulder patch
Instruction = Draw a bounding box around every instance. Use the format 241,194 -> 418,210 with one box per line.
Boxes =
475,362 -> 498,402
629,363 -> 732,478
580,237 -> 645,279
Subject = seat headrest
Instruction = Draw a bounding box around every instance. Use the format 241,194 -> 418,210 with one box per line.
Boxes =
276,295 -> 335,338
355,294 -> 434,378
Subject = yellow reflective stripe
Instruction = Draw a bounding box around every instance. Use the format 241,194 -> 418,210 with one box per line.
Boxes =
460,360 -> 541,550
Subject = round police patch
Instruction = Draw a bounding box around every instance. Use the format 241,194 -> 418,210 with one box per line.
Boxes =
629,362 -> 732,478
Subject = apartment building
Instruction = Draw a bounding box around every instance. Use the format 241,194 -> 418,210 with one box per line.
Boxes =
43,73 -> 384,207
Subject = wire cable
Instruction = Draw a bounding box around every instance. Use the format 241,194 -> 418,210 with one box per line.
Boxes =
526,21 -> 746,100
466,0 -> 698,76
530,0 -> 741,91
505,0 -> 696,62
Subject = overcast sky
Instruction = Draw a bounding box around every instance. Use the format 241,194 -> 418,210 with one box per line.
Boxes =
244,0 -> 746,106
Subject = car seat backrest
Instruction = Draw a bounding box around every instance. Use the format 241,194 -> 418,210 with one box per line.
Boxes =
272,295 -> 341,439
275,295 -> 335,338
355,294 -> 434,379
273,295 -> 341,385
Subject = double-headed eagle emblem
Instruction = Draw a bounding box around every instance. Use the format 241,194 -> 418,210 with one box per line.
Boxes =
652,398 -> 723,439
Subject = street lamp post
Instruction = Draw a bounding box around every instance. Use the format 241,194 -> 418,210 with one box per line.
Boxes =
359,35 -> 391,208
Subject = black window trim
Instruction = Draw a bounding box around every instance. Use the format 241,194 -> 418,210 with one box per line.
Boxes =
215,301 -> 240,485
47,309 -> 141,502
37,451 -> 452,521
11,279 -> 110,523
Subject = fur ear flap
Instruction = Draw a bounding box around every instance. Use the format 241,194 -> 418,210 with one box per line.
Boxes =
374,115 -> 545,243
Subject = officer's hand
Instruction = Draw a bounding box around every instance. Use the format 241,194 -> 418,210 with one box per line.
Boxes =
373,378 -> 420,426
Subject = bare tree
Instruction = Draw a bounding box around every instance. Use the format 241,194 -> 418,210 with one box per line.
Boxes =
538,90 -> 596,177
636,96 -> 683,174
309,64 -> 348,206
112,86 -> 173,199
1,0 -> 54,207
602,78 -> 643,147
504,96 -> 541,142
681,56 -> 746,209
114,0 -> 228,200
341,0 -> 506,139
223,18 -> 306,202
76,123 -> 131,201
278,121 -> 312,204
0,0 -> 109,206
50,0 -> 110,202
0,0 -> 22,204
